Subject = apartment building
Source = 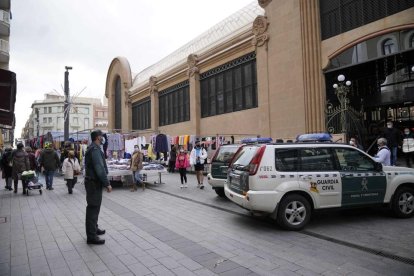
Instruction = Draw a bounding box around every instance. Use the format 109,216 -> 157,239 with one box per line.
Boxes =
21,92 -> 108,139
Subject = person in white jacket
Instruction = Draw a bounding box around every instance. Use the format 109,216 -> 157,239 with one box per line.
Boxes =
62,151 -> 81,194
373,138 -> 391,166
190,141 -> 208,189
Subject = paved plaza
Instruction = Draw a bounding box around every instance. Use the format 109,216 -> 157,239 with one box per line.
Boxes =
0,172 -> 413,276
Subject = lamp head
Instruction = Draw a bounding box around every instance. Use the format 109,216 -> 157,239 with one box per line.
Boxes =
65,66 -> 73,71
345,80 -> 351,86
333,83 -> 338,89
337,74 -> 345,82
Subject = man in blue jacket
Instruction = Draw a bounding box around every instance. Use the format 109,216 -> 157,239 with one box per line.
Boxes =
84,130 -> 112,245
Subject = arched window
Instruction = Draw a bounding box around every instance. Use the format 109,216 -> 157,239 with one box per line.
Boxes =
383,39 -> 396,55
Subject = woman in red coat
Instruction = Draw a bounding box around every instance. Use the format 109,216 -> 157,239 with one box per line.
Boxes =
175,147 -> 190,188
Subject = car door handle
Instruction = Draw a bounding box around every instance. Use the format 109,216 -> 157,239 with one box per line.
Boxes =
301,176 -> 312,181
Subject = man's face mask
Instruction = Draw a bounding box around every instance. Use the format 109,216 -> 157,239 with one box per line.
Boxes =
180,149 -> 184,153
387,124 -> 393,128
405,131 -> 410,135
134,147 -> 139,152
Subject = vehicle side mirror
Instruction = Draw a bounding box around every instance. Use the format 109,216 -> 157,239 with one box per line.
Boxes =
374,162 -> 383,172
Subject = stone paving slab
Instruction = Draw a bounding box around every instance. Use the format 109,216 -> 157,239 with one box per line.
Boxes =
0,175 -> 413,276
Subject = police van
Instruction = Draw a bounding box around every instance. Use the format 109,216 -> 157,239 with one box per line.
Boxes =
225,136 -> 414,230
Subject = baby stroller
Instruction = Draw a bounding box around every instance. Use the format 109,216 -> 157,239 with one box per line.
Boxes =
21,170 -> 43,196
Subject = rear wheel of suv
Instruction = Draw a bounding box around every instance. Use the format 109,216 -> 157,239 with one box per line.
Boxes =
215,188 -> 226,198
391,187 -> 414,218
276,194 -> 311,230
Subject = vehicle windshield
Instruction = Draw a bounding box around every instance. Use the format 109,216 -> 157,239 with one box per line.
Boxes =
231,145 -> 260,170
213,145 -> 239,163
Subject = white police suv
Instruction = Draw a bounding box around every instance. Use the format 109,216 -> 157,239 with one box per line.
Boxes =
225,139 -> 414,230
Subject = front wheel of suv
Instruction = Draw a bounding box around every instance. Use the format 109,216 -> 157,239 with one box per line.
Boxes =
391,187 -> 414,218
276,194 -> 311,230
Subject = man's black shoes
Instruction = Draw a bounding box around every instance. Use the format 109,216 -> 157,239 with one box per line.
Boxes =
96,228 -> 106,235
87,237 -> 105,245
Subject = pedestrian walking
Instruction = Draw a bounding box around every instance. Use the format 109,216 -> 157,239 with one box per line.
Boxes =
402,128 -> 414,167
190,141 -> 208,189
382,121 -> 402,166
84,130 -> 112,245
11,143 -> 30,194
39,142 -> 60,190
175,147 -> 190,188
1,147 -> 13,191
373,138 -> 391,166
130,145 -> 144,191
168,145 -> 177,173
62,151 -> 81,194
25,147 -> 37,171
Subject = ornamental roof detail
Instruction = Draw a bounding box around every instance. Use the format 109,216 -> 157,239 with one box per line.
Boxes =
131,1 -> 263,90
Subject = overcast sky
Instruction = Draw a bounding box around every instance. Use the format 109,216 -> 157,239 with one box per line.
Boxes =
10,0 -> 254,137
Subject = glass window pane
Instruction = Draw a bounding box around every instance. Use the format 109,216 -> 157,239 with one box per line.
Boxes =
334,148 -> 375,171
275,149 -> 298,172
201,80 -> 208,117
225,71 -> 233,113
217,74 -> 224,114
209,78 -> 216,116
300,148 -> 336,171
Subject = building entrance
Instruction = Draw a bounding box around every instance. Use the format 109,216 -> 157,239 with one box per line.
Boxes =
324,29 -> 414,152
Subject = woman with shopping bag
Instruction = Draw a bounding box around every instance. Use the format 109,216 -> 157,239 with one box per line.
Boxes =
62,151 -> 81,194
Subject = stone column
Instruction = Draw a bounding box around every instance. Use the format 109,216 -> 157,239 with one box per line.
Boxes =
123,82 -> 132,132
107,86 -> 114,132
299,0 -> 325,133
252,15 -> 271,137
149,76 -> 159,132
187,54 -> 201,136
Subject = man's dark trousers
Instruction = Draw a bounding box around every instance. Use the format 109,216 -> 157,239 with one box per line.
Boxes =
85,179 -> 102,240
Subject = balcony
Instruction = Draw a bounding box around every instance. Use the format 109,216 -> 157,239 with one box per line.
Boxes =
0,10 -> 9,36
0,39 -> 9,63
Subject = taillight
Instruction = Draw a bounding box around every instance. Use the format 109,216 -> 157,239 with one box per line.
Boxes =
249,145 -> 266,175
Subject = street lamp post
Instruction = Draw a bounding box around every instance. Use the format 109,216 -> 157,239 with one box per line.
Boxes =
64,66 -> 72,141
35,108 -> 39,147
332,74 -> 352,139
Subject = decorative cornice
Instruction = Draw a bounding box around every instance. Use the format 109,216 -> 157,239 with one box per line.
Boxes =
187,54 -> 199,78
258,0 -> 272,9
252,15 -> 269,47
149,76 -> 158,94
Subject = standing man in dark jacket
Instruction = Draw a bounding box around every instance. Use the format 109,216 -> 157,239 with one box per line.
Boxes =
1,147 -> 13,191
84,130 -> 112,245
382,121 -> 402,166
39,142 -> 60,190
12,143 -> 30,194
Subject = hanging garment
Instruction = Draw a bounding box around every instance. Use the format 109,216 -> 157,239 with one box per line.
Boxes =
125,138 -> 138,155
155,134 -> 169,153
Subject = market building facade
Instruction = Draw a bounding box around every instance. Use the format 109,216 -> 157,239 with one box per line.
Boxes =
105,0 -> 414,147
